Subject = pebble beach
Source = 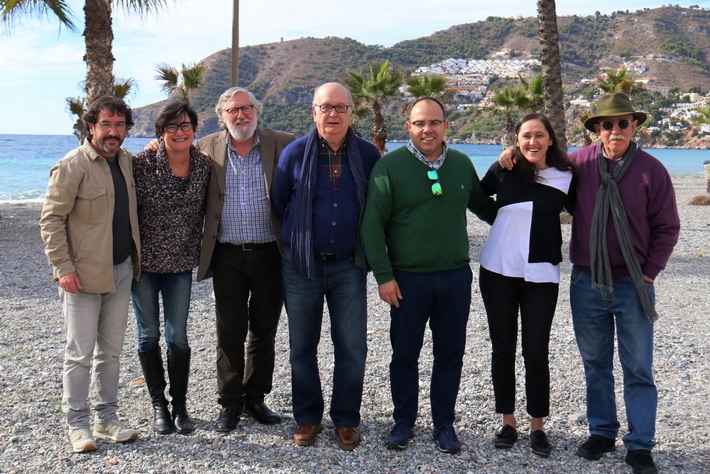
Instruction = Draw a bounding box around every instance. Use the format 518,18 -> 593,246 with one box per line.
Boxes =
0,174 -> 708,474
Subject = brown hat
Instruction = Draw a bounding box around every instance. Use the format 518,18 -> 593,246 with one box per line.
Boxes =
584,93 -> 647,132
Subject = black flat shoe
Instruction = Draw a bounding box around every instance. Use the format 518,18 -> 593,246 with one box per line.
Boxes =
530,430 -> 551,457
625,449 -> 658,474
494,424 -> 518,448
215,405 -> 240,432
243,401 -> 282,425
576,434 -> 616,460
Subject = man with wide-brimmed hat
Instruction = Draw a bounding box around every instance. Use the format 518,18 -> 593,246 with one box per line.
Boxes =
501,92 -> 680,473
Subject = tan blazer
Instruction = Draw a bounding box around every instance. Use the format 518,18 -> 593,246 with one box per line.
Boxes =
195,128 -> 295,281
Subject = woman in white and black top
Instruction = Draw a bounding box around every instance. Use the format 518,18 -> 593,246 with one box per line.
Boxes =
478,113 -> 575,458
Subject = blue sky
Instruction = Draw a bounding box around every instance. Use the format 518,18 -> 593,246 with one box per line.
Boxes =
0,0 -> 702,135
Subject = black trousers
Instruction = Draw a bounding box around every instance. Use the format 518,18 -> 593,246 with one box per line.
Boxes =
212,242 -> 283,408
479,266 -> 559,418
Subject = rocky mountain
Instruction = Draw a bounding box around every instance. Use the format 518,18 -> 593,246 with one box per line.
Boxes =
129,5 -> 710,141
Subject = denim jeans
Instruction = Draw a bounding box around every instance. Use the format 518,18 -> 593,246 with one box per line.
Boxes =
131,270 -> 192,355
282,248 -> 367,427
61,256 -> 133,429
570,265 -> 657,451
389,266 -> 472,429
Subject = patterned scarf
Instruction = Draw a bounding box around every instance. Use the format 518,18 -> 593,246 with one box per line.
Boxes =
291,127 -> 369,278
589,141 -> 658,321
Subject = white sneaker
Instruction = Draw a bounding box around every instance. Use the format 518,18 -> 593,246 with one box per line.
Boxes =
93,418 -> 138,443
68,428 -> 98,453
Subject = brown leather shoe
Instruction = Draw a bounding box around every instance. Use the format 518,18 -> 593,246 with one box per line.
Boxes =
294,424 -> 323,446
336,426 -> 360,450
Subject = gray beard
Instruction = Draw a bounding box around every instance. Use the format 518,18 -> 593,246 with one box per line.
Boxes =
227,120 -> 257,141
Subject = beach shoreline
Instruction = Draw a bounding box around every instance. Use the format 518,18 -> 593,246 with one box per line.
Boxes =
1,175 -> 708,473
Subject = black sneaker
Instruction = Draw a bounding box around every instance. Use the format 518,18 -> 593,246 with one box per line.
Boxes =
625,449 -> 658,474
576,434 -> 616,460
432,424 -> 461,454
530,430 -> 552,457
494,424 -> 518,448
385,422 -> 413,450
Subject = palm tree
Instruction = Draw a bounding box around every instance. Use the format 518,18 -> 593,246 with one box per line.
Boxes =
490,74 -> 545,147
598,66 -> 646,98
344,60 -> 403,155
2,0 -> 168,139
537,0 -> 567,150
155,63 -> 207,101
401,74 -> 449,113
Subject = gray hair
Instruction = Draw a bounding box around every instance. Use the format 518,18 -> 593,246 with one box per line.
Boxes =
215,87 -> 263,130
312,82 -> 354,108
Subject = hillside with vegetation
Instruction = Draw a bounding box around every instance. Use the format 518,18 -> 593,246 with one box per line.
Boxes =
129,5 -> 710,148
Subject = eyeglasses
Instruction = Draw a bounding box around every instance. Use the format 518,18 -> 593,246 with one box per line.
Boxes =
427,169 -> 443,196
224,105 -> 254,117
164,122 -> 194,134
599,119 -> 630,131
410,120 -> 444,130
314,104 -> 351,114
97,121 -> 127,131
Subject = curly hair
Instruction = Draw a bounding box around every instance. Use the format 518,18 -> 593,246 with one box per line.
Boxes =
83,96 -> 134,140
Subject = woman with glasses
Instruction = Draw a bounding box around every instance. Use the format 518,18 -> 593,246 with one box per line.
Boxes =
131,99 -> 211,435
478,113 -> 574,457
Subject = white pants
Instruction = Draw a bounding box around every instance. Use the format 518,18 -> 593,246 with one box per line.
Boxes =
60,257 -> 133,429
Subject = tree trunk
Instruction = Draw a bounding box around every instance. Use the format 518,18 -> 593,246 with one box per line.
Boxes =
371,101 -> 387,156
537,0 -> 567,150
83,0 -> 115,106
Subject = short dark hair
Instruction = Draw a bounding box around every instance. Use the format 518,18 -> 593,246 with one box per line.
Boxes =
409,96 -> 446,120
83,96 -> 134,133
513,112 -> 573,183
154,99 -> 199,138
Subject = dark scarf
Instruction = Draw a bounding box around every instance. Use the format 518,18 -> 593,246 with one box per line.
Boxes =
290,127 -> 369,278
589,141 -> 658,321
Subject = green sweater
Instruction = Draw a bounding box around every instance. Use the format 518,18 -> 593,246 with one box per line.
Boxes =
361,146 -> 496,284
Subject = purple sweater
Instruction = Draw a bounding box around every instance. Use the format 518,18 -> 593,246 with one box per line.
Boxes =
569,143 -> 680,280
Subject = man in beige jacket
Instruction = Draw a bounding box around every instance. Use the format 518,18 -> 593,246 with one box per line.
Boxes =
40,96 -> 141,454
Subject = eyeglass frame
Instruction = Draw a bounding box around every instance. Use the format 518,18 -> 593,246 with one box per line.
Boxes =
410,120 -> 444,130
164,121 -> 194,134
314,104 -> 351,114
599,119 -> 631,131
224,105 -> 255,117
427,169 -> 443,196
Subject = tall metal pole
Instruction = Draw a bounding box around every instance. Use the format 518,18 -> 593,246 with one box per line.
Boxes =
231,0 -> 239,87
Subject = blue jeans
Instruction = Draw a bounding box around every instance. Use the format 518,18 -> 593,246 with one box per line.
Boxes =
570,266 -> 656,451
390,266 -> 472,429
282,248 -> 367,427
131,270 -> 192,355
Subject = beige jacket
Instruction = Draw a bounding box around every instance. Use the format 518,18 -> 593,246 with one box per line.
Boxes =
40,139 -> 141,293
195,128 -> 295,281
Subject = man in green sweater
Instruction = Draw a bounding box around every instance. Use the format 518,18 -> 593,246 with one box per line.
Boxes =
361,97 -> 496,454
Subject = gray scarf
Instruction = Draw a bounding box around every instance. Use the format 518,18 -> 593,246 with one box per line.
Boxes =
589,141 -> 658,321
290,127 -> 369,278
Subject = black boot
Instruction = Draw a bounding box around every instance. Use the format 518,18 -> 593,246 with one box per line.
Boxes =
138,348 -> 174,434
168,350 -> 195,434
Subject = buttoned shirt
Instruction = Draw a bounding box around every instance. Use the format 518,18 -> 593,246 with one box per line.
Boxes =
217,132 -> 276,244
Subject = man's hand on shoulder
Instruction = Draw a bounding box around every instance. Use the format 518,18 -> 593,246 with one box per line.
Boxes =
499,146 -> 516,170
378,279 -> 403,308
144,139 -> 160,152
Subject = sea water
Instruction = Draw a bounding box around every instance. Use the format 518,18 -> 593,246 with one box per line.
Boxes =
0,134 -> 707,202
